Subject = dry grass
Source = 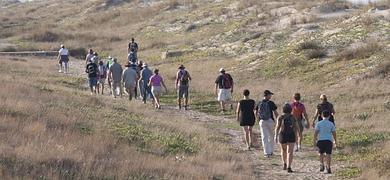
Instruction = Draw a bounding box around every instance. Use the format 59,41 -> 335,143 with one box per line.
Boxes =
336,41 -> 381,61
0,56 -> 254,179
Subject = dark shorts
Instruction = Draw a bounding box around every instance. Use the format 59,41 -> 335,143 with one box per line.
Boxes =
89,77 -> 97,87
178,86 -> 189,99
59,55 -> 69,63
279,132 -> 296,144
317,140 -> 333,154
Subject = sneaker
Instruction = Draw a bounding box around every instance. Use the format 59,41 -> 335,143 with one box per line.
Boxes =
184,105 -> 188,110
320,165 -> 325,172
326,168 -> 332,174
58,69 -> 62,73
287,168 -> 293,173
283,164 -> 287,170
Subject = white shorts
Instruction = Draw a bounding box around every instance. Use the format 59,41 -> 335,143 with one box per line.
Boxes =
218,89 -> 232,102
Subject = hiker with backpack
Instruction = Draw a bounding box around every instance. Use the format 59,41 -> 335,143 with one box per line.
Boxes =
176,64 -> 192,110
122,63 -> 138,101
256,90 -> 279,158
312,94 -> 336,128
97,60 -> 107,95
314,110 -> 337,174
139,63 -> 153,104
236,89 -> 256,150
128,48 -> 137,64
149,69 -> 168,109
215,68 -> 234,113
85,58 -> 98,95
57,44 -> 69,73
274,103 -> 300,173
85,49 -> 94,64
290,93 -> 310,152
109,58 -> 123,98
137,61 -> 145,99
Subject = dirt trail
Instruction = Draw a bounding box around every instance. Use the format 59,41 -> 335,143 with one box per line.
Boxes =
67,59 -> 339,179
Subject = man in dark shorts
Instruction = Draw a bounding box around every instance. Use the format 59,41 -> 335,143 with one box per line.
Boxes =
175,64 -> 192,110
128,38 -> 139,55
314,110 -> 338,174
86,59 -> 98,95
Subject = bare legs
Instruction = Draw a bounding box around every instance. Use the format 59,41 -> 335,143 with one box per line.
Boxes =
242,126 -> 253,149
280,143 -> 295,172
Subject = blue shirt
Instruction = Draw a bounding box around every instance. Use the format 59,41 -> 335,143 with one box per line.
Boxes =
315,119 -> 336,141
141,68 -> 153,83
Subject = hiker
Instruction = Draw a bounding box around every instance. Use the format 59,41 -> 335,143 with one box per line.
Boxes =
139,63 -> 153,104
122,63 -> 138,101
214,68 -> 234,113
256,90 -> 279,158
175,64 -> 192,110
137,61 -> 144,99
97,60 -> 107,95
57,44 -> 69,73
91,52 -> 100,65
85,49 -> 94,64
274,103 -> 300,173
85,58 -> 98,95
109,58 -> 123,98
128,48 -> 137,64
149,69 -> 167,109
290,93 -> 310,152
106,56 -> 114,95
128,37 -> 139,54
312,94 -> 336,128
236,89 -> 256,150
314,110 -> 337,174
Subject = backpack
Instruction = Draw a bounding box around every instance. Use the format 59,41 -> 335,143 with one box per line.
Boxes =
179,70 -> 190,86
258,100 -> 272,120
87,64 -> 96,75
281,115 -> 294,134
128,52 -> 137,63
292,102 -> 304,120
222,74 -> 232,89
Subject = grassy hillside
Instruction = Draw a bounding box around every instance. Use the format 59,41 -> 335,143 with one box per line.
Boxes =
0,0 -> 389,179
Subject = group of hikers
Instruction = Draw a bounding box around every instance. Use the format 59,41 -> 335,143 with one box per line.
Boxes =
57,38 -> 338,175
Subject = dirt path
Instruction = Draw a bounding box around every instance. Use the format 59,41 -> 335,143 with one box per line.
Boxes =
67,59 -> 339,179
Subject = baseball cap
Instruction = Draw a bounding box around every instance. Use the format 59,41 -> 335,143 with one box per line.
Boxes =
264,90 -> 274,96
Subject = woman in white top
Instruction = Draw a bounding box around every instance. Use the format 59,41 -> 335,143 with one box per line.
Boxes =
57,44 -> 69,73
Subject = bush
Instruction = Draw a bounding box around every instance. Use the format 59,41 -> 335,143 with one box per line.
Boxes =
69,47 -> 87,59
371,60 -> 390,78
306,49 -> 327,59
336,41 -> 381,61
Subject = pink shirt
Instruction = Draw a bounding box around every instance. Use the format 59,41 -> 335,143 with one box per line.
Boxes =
150,74 -> 163,86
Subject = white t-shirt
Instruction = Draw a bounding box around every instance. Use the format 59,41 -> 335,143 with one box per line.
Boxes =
59,48 -> 69,56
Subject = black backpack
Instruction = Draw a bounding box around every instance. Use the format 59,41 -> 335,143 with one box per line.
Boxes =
87,64 -> 96,75
281,115 -> 294,134
179,70 -> 189,86
258,100 -> 272,120
221,74 -> 232,89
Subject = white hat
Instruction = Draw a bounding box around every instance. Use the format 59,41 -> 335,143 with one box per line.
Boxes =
219,68 -> 225,72
108,56 -> 112,59
142,63 -> 148,67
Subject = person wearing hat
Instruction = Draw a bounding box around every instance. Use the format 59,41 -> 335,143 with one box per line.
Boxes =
175,64 -> 192,110
85,49 -> 94,64
109,58 -> 123,98
139,63 -> 154,104
57,44 -> 69,73
290,93 -> 310,152
122,62 -> 138,101
312,94 -> 336,128
255,90 -> 279,158
214,68 -> 234,113
274,103 -> 300,173
91,52 -> 100,65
